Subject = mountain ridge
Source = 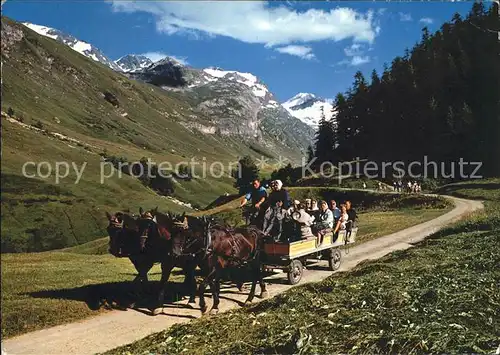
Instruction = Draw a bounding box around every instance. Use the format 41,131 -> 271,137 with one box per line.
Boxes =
3,15 -> 315,251
20,21 -> 324,131
114,54 -> 153,72
22,22 -> 122,71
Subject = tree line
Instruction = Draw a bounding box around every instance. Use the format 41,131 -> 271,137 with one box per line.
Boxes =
313,2 -> 499,178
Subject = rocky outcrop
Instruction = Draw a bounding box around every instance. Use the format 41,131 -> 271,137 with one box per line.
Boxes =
129,61 -> 315,155
102,91 -> 119,107
1,18 -> 24,54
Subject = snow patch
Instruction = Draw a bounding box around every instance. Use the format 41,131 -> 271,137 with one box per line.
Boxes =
283,93 -> 317,108
252,84 -> 267,98
282,93 -> 335,128
22,23 -> 58,40
203,68 -> 268,98
72,40 -> 92,55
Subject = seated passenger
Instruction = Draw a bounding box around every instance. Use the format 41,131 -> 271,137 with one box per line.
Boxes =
287,199 -> 301,216
262,180 -> 290,241
310,200 -> 319,212
330,199 -> 341,223
305,198 -> 312,211
345,200 -> 357,230
312,200 -> 334,246
291,204 -> 315,240
333,204 -> 349,235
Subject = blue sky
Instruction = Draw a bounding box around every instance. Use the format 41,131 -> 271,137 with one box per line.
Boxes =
4,1 -> 474,102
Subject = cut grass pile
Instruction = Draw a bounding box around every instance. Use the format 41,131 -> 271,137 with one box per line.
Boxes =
103,180 -> 499,355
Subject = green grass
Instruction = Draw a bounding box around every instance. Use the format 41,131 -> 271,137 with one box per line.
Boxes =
0,251 -> 184,339
103,179 -> 500,355
354,209 -> 450,244
1,196 -> 450,339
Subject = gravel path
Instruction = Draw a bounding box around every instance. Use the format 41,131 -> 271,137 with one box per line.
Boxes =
2,195 -> 483,355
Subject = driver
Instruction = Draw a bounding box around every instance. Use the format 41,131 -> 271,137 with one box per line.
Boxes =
240,178 -> 268,228
262,180 -> 290,241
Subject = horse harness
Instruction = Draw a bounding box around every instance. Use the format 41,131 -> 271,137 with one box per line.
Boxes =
208,225 -> 261,266
169,220 -> 202,258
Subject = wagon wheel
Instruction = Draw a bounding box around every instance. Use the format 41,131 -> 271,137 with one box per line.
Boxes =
287,259 -> 303,285
328,248 -> 342,271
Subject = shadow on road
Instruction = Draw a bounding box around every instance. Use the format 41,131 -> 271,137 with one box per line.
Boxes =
25,281 -> 192,313
24,275 -> 285,318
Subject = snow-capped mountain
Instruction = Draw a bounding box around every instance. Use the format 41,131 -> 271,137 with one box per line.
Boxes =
19,20 -> 314,154
282,93 -> 336,128
202,68 -> 269,99
22,22 -> 121,71
115,55 -> 153,72
126,61 -> 313,150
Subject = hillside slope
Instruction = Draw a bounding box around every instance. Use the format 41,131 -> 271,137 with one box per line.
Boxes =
0,16 -> 309,252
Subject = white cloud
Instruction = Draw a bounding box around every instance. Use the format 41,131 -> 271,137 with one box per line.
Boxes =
337,55 -> 370,67
350,56 -> 370,66
141,51 -> 189,65
275,45 -> 315,60
340,43 -> 370,65
419,17 -> 434,25
110,1 -> 380,47
344,43 -> 364,57
399,12 -> 413,22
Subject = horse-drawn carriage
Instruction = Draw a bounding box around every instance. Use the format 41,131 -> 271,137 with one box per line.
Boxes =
262,227 -> 357,285
105,204 -> 358,315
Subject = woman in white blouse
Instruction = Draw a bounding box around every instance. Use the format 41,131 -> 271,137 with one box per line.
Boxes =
334,204 -> 349,234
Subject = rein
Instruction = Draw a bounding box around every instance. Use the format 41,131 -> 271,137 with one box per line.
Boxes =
168,220 -> 204,258
209,225 -> 262,265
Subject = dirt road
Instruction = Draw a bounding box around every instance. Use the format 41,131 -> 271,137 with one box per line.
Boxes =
2,195 -> 483,355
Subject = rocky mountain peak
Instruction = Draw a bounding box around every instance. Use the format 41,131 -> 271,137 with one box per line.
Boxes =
114,54 -> 153,72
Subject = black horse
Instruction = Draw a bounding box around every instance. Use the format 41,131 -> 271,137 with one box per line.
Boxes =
105,208 -> 206,315
135,208 -> 209,314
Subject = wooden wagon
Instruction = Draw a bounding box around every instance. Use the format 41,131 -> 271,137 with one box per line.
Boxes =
261,228 -> 358,285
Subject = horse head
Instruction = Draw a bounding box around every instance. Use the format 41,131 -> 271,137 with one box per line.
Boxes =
105,211 -> 128,256
137,206 -> 166,251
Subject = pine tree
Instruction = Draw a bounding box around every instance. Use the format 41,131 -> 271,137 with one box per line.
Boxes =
306,145 -> 315,164
232,156 -> 259,194
329,2 -> 499,177
314,105 -> 336,165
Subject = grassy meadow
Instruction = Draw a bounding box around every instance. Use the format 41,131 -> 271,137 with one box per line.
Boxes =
1,190 -> 452,339
103,180 -> 499,355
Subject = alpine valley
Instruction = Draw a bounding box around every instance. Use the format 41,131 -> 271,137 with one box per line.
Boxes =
1,17 -> 331,251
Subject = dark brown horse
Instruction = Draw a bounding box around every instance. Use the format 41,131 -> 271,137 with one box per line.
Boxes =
105,208 -> 205,315
136,207 -> 209,314
192,219 -> 269,315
